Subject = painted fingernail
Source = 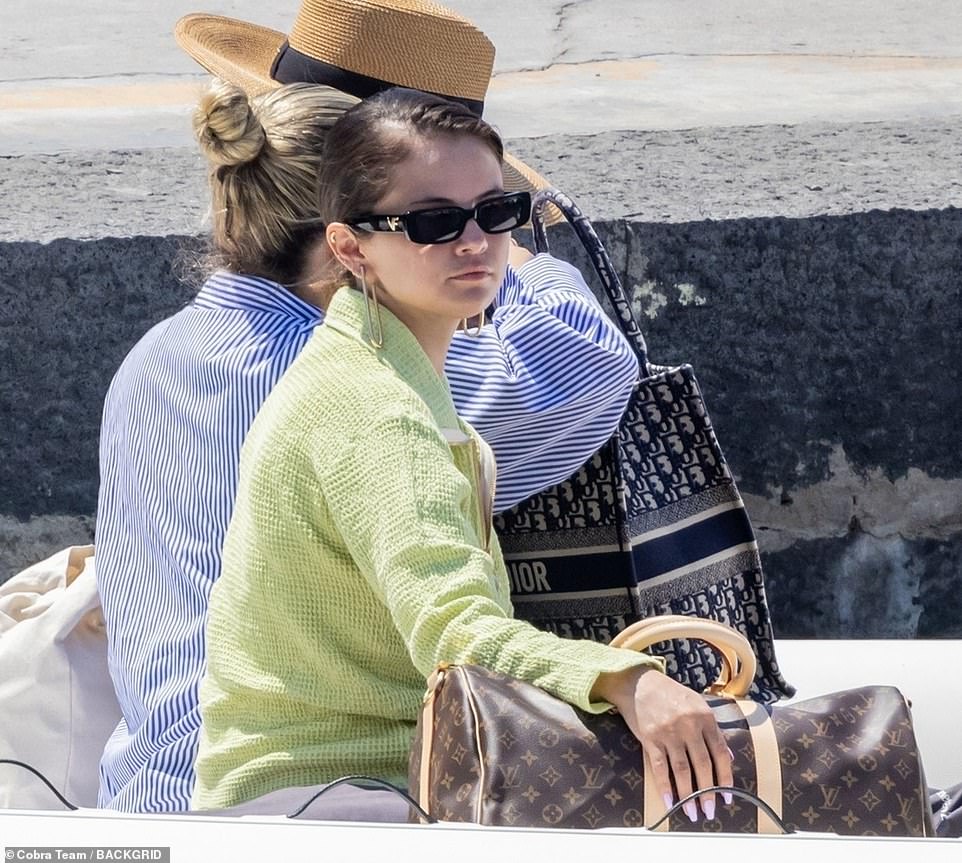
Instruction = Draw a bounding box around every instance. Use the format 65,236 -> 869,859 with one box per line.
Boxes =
683,800 -> 699,823
723,791 -> 733,806
702,798 -> 716,820
727,746 -> 735,761
662,792 -> 674,811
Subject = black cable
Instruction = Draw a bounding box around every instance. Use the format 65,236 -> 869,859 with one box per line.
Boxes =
647,784 -> 794,834
0,758 -> 79,810
285,774 -> 436,823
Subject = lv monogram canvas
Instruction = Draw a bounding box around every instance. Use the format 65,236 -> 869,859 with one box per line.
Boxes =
410,663 -> 933,837
494,188 -> 792,703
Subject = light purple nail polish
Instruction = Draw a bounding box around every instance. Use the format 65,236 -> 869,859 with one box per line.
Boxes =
684,800 -> 698,823
723,791 -> 733,806
662,792 -> 674,811
702,798 -> 716,820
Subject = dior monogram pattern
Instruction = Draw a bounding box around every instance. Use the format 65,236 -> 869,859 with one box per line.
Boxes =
621,365 -> 730,521
411,664 -> 932,837
496,188 -> 792,703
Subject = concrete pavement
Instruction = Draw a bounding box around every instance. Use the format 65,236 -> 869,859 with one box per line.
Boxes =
2,0 -> 962,152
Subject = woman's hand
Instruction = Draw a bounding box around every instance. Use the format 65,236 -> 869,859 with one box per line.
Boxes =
508,237 -> 533,268
591,667 -> 732,823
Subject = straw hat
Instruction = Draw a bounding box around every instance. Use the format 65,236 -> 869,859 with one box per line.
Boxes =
175,0 -> 551,196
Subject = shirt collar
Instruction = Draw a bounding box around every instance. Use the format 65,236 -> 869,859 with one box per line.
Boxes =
193,271 -> 323,323
323,286 -> 461,431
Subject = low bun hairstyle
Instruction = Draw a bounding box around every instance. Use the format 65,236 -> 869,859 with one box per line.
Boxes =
194,79 -> 359,286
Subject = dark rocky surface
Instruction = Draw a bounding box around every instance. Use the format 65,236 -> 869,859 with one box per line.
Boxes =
2,117 -> 960,637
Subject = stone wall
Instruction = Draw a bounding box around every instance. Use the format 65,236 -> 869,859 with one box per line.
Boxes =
2,119 -> 960,637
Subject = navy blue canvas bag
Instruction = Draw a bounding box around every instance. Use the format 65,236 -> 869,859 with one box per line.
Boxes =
495,188 -> 793,702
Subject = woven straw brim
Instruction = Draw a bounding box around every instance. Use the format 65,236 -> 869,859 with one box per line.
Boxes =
175,13 -> 558,219
175,15 -> 288,98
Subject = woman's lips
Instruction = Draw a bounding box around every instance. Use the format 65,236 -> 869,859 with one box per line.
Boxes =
449,267 -> 492,280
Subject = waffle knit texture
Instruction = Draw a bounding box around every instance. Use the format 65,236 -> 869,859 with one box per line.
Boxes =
192,286 -> 662,809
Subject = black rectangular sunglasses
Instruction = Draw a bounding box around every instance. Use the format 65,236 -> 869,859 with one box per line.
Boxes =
347,191 -> 531,245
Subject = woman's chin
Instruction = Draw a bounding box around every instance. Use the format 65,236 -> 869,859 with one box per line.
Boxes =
449,283 -> 498,312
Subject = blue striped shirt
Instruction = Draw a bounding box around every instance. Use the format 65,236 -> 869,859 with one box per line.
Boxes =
95,254 -> 637,812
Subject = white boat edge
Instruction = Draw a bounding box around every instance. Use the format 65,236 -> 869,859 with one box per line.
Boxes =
3,638 -> 961,858
2,805 -> 961,862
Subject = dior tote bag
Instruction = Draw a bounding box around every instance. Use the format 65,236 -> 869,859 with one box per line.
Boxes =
495,188 -> 792,702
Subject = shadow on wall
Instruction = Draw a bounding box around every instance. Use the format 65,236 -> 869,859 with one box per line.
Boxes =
1,209 -> 960,636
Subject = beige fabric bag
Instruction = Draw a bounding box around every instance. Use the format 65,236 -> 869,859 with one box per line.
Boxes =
0,546 -> 121,809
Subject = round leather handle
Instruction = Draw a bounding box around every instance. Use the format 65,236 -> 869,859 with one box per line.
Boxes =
609,615 -> 757,698
614,617 -> 744,694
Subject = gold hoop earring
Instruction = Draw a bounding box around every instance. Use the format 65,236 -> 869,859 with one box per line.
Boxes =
461,308 -> 486,338
359,265 -> 384,348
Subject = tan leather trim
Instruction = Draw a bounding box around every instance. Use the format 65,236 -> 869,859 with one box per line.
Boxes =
734,698 -> 783,833
643,752 -> 669,832
418,672 -> 441,816
458,666 -> 487,824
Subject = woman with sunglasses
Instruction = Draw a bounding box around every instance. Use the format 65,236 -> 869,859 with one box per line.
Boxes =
95,78 -> 638,812
192,89 -> 732,822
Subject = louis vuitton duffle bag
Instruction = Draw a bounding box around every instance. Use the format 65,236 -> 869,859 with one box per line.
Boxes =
409,617 -> 933,836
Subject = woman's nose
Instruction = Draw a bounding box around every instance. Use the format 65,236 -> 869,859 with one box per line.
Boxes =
456,217 -> 488,252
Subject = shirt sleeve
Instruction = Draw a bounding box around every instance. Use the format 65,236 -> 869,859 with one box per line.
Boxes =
444,253 -> 639,513
318,408 -> 662,714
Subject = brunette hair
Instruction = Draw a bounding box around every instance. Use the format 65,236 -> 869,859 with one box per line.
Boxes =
316,87 -> 504,289
193,78 -> 358,285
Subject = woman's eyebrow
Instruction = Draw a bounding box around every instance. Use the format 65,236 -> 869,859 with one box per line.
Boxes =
406,187 -> 506,208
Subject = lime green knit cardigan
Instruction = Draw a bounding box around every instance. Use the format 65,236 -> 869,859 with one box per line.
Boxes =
192,287 -> 662,809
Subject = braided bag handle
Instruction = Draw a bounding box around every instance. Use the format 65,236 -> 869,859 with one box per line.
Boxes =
531,188 -> 649,369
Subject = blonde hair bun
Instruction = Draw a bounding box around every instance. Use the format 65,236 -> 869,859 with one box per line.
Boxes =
195,80 -> 358,286
194,78 -> 266,168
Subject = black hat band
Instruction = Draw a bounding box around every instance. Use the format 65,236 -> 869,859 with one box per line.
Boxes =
270,40 -> 485,116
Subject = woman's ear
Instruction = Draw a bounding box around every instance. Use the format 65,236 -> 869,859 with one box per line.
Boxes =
326,223 -> 367,278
